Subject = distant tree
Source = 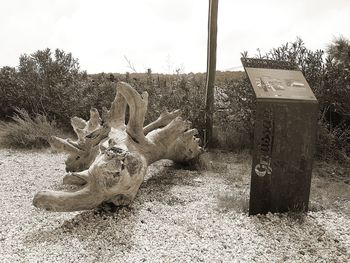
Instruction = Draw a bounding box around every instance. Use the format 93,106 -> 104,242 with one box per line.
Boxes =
327,36 -> 350,68
0,48 -> 93,124
17,49 -> 83,96
0,66 -> 22,117
322,36 -> 350,123
19,49 -> 89,119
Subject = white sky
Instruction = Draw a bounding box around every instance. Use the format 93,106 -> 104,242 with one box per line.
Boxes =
0,0 -> 349,73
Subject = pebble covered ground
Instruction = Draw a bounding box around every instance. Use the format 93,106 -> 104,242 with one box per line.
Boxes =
0,149 -> 349,262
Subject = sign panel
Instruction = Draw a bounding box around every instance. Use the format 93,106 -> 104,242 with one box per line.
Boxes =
245,67 -> 317,101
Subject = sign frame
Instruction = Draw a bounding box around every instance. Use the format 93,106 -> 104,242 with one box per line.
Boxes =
242,58 -> 318,215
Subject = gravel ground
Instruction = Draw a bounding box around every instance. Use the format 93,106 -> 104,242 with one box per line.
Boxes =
0,149 -> 349,262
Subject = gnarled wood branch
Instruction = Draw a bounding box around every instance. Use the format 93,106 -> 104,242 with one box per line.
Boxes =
143,109 -> 181,135
33,82 -> 202,211
117,82 -> 149,144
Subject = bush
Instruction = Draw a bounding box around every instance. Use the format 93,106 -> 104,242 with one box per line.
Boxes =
0,66 -> 22,117
144,73 -> 206,135
242,37 -> 350,165
218,76 -> 254,134
0,48 -> 93,126
0,109 -> 63,149
317,118 -> 350,166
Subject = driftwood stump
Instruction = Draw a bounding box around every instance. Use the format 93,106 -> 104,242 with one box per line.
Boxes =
33,82 -> 202,211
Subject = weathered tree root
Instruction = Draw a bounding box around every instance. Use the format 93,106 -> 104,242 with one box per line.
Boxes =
33,82 -> 203,211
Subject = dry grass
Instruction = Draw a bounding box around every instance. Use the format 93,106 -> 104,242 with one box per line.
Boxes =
0,108 -> 63,149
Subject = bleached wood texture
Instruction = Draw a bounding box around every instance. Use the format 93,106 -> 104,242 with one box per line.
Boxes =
33,82 -> 202,211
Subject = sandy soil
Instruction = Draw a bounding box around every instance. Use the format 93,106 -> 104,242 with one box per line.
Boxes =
0,149 -> 349,262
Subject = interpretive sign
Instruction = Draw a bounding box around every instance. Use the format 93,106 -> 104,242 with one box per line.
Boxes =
241,58 -> 318,215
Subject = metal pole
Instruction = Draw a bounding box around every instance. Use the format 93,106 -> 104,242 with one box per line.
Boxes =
204,0 -> 218,148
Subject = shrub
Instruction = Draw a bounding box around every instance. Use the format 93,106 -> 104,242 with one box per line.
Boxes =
0,48 -> 93,126
316,116 -> 350,166
242,37 -> 350,165
0,66 -> 23,117
218,76 -> 254,134
0,109 -> 63,149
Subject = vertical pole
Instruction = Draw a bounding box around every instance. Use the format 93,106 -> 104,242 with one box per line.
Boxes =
205,0 -> 219,148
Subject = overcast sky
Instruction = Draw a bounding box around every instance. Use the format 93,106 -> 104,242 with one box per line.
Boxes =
0,0 -> 349,73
